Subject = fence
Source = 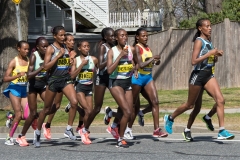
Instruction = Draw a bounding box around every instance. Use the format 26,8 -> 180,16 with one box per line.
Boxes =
128,18 -> 240,90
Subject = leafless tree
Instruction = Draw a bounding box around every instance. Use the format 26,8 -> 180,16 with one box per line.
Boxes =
0,0 -> 30,108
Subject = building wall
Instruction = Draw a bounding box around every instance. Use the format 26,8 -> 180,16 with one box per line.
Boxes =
28,0 -> 73,33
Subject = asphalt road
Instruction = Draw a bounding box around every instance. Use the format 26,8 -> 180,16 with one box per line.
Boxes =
1,132 -> 240,160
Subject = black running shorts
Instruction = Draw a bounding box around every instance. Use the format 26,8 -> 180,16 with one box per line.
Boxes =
109,78 -> 132,91
95,74 -> 109,87
75,82 -> 93,96
189,69 -> 214,86
28,78 -> 47,94
48,75 -> 73,93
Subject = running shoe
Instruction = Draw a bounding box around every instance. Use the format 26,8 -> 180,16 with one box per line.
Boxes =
164,114 -> 174,134
182,130 -> 193,142
16,136 -> 29,147
104,106 -> 112,125
202,115 -> 214,131
65,102 -> 71,113
64,128 -> 77,140
42,123 -> 51,140
138,113 -> 144,126
34,131 -> 41,148
5,136 -> 15,145
79,128 -> 91,145
124,128 -> 136,140
153,128 -> 168,137
76,124 -> 84,133
106,126 -> 119,139
31,119 -> 38,130
217,129 -> 235,140
116,139 -> 129,148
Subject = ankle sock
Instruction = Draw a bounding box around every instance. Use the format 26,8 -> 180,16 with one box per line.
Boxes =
111,122 -> 117,128
205,114 -> 211,120
78,121 -> 83,127
45,122 -> 51,128
184,128 -> 191,132
219,127 -> 225,131
168,115 -> 174,121
66,125 -> 72,130
139,110 -> 144,116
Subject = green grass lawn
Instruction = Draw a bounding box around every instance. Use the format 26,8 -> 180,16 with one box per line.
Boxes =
1,87 -> 240,128
35,87 -> 240,110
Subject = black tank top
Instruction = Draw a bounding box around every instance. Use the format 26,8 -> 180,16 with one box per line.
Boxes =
48,44 -> 70,78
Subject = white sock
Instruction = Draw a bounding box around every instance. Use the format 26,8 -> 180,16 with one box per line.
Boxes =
125,127 -> 132,133
205,114 -> 211,120
184,128 -> 191,132
66,125 -> 72,130
108,111 -> 112,117
82,127 -> 88,133
219,127 -> 225,131
111,122 -> 117,128
118,137 -> 123,141
35,129 -> 41,135
139,110 -> 144,116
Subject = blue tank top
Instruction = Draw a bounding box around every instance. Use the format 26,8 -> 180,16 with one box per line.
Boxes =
193,37 -> 215,73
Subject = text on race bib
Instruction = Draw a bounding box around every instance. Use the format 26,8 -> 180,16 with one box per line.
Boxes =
78,72 -> 93,80
118,64 -> 133,73
57,58 -> 70,70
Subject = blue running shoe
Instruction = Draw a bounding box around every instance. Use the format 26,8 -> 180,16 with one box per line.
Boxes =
217,129 -> 235,140
164,114 -> 173,134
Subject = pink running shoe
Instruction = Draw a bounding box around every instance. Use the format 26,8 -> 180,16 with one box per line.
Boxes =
76,124 -> 84,133
31,119 -> 38,130
106,126 -> 119,139
16,136 -> 29,147
79,128 -> 91,145
42,123 -> 51,140
153,128 -> 168,137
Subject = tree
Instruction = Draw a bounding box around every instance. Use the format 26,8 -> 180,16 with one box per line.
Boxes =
179,0 -> 240,28
205,0 -> 223,13
0,0 -> 30,108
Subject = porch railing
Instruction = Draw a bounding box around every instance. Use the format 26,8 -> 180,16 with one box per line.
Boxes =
109,10 -> 162,28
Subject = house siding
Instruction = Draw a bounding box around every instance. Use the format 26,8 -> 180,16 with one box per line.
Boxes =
28,0 -> 73,33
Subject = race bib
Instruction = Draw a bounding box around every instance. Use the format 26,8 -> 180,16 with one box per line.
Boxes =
118,64 -> 133,73
16,76 -> 28,85
78,72 -> 93,80
57,58 -> 70,70
207,55 -> 214,65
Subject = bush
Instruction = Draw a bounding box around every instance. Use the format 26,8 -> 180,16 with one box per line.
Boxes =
179,0 -> 240,28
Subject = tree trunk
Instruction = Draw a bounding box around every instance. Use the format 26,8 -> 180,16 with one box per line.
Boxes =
0,0 -> 30,109
205,0 -> 223,13
163,0 -> 177,30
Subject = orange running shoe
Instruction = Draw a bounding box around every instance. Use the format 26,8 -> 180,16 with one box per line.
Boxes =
79,128 -> 91,145
106,126 -> 119,139
16,136 -> 29,147
31,119 -> 38,130
42,123 -> 51,140
116,139 -> 129,148
153,128 -> 168,137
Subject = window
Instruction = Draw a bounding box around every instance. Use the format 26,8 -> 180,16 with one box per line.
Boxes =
65,12 -> 72,19
35,0 -> 48,19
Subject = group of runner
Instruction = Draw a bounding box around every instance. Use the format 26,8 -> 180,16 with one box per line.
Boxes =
2,18 -> 234,148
